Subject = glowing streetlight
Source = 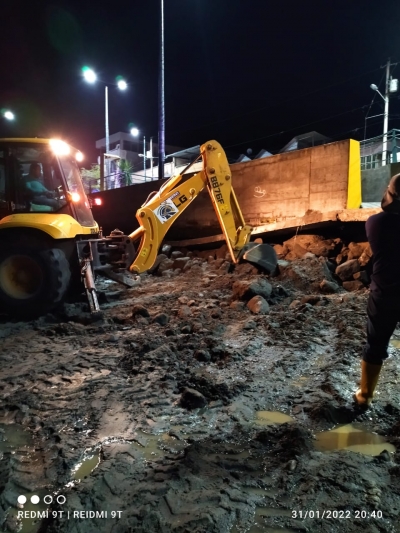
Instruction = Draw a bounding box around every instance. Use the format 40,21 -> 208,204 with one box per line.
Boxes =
2,110 -> 15,121
130,127 -> 139,137
82,67 -> 97,83
82,67 -> 128,176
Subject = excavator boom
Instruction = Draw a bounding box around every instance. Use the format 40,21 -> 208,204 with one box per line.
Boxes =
128,140 -> 277,274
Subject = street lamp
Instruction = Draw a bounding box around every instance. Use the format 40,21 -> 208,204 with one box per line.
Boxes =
2,109 -> 15,121
82,67 -> 128,175
370,83 -> 389,166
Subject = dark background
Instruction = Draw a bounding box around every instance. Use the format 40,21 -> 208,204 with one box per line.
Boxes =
1,0 -> 400,163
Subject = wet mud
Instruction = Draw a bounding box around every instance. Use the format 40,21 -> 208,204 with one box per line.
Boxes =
1,242 -> 400,533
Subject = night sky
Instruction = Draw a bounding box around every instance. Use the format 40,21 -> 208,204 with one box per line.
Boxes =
2,0 -> 400,163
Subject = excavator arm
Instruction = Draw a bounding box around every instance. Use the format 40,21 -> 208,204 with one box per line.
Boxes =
128,140 -> 277,274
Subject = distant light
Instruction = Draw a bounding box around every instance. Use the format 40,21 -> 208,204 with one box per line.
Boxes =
370,84 -> 378,91
94,198 -> 102,206
390,79 -> 399,93
50,139 -> 70,156
71,192 -> 81,202
3,110 -> 15,121
75,151 -> 84,162
117,79 -> 127,90
130,127 -> 139,137
82,66 -> 97,83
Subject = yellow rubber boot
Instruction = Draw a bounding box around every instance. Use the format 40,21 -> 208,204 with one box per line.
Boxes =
354,361 -> 382,406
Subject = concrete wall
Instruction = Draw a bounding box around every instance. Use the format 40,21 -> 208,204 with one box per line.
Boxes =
168,139 -> 359,239
91,139 -> 360,241
361,162 -> 400,202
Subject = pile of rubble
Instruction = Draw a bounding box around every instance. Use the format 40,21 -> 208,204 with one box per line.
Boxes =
273,234 -> 372,293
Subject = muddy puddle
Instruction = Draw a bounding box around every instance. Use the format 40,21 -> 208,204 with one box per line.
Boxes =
72,448 -> 101,480
315,423 -> 396,455
130,430 -> 187,460
254,411 -> 294,426
0,422 -> 32,452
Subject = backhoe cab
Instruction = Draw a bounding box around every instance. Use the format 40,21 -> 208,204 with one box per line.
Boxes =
0,138 -> 276,318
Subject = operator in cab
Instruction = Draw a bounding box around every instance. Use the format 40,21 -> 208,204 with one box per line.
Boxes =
25,162 -> 60,210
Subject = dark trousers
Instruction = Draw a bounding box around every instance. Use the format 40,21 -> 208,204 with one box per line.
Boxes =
363,291 -> 400,364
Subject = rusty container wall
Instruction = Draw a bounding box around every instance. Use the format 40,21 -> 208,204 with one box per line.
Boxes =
90,139 -> 359,241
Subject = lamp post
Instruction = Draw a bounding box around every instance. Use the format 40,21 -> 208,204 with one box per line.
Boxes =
82,67 -> 127,176
370,60 -> 394,166
158,0 -> 165,180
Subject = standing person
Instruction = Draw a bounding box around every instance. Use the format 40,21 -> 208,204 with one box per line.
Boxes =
355,173 -> 400,406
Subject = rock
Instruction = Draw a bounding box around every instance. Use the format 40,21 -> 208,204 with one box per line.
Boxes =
308,239 -> 336,257
232,278 -> 273,301
247,295 -> 270,314
234,262 -> 260,275
131,304 -> 150,318
181,324 -> 192,334
273,244 -> 287,258
178,306 -> 192,318
161,244 -> 172,256
148,253 -> 168,274
320,279 -> 340,293
347,242 -> 367,260
173,257 -> 191,270
180,387 -> 207,409
353,270 -> 370,284
158,258 -> 175,274
359,244 -> 373,267
335,259 -> 361,281
243,319 -> 257,330
171,250 -> 184,259
161,268 -> 174,277
287,459 -> 297,471
289,299 -> 301,309
152,313 -> 169,326
283,235 -> 336,258
285,242 -> 308,260
194,349 -> 211,362
343,280 -> 364,291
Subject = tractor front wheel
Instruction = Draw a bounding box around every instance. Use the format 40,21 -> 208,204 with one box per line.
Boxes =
0,247 -> 71,318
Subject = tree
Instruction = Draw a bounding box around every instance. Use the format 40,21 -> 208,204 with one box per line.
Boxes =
117,159 -> 134,187
80,164 -> 101,193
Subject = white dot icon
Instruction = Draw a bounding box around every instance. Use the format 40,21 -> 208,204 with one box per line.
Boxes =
31,495 -> 40,504
17,495 -> 27,505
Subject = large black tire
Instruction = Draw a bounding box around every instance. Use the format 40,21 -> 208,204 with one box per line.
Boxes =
0,247 -> 71,318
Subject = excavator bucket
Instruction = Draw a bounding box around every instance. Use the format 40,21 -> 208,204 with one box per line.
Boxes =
240,243 -> 278,274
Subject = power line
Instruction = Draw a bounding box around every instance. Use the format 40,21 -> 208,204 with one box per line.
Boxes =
224,104 -> 368,149
180,66 -> 382,134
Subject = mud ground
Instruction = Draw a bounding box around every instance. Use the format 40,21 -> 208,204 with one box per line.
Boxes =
1,243 -> 400,533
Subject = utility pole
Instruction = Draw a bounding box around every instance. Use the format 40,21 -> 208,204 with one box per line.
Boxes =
150,137 -> 153,178
105,85 -> 110,178
158,0 -> 165,180
382,59 -> 391,166
143,136 -> 147,182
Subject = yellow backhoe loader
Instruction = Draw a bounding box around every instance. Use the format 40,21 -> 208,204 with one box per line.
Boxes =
0,138 -> 277,317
